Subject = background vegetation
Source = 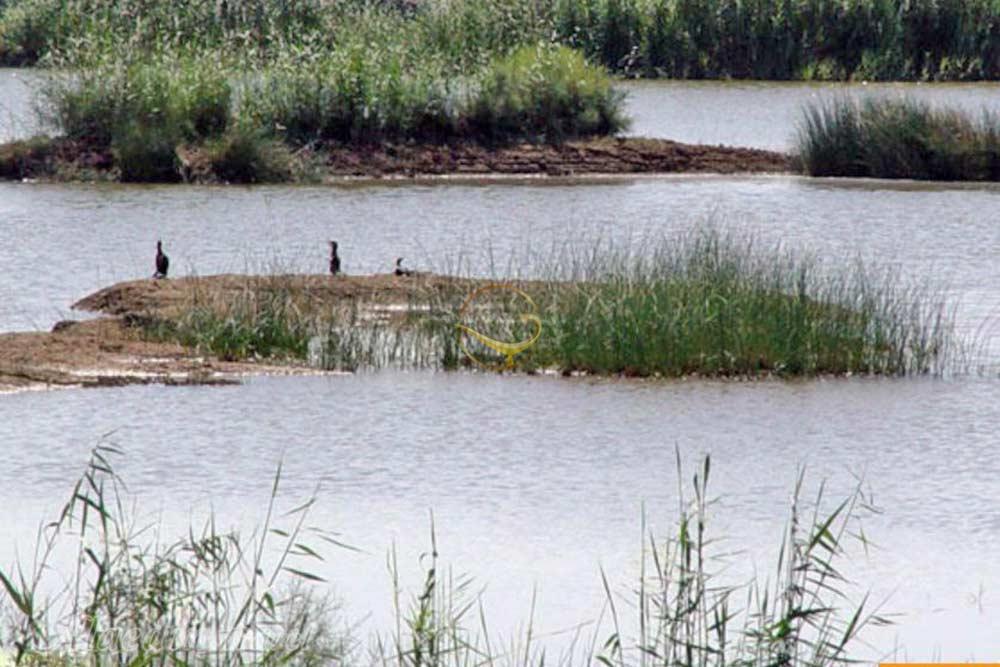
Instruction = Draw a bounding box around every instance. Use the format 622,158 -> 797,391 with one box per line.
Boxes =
2,0 -> 999,80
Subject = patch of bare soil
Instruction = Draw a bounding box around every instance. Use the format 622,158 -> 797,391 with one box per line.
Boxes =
2,136 -> 792,183
319,137 -> 791,178
0,318 -> 249,392
74,273 -> 481,319
0,272 -> 488,393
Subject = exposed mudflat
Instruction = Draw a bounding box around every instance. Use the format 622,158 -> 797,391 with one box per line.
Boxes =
1,136 -> 792,183
74,272 -> 481,319
314,137 -> 792,179
0,272 -> 493,392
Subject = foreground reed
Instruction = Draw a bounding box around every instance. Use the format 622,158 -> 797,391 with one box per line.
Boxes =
797,97 -> 1000,180
0,447 -> 886,666
137,229 -> 954,378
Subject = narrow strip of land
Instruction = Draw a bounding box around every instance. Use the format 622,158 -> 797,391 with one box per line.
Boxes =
0,273 -> 481,391
1,137 -> 792,183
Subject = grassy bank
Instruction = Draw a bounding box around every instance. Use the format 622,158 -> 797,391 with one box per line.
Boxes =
2,0 -> 1000,81
132,229 -> 953,378
15,43 -> 625,182
0,447 -> 885,666
797,97 -> 1000,180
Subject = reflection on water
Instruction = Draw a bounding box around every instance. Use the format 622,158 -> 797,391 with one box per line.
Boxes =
1,372 -> 999,658
0,68 -> 46,142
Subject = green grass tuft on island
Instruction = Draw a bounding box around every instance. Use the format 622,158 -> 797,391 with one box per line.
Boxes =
797,97 -> 1000,181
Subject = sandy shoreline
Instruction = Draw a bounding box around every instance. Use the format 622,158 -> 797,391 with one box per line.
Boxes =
0,273 -> 486,392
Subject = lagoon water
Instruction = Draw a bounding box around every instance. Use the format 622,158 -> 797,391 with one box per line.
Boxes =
2,77 -> 1000,659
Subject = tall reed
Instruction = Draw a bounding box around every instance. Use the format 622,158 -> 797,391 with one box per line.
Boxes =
797,97 -> 1000,180
0,445 -> 351,666
4,0 -> 1000,80
1,447 -> 884,666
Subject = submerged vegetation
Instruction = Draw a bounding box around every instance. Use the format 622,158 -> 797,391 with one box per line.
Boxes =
0,447 -> 886,666
2,0 -> 1000,81
134,229 -> 953,378
798,97 -> 1000,181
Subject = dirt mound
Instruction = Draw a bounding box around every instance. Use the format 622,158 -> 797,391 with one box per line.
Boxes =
6,272 -> 478,392
73,273 -> 481,319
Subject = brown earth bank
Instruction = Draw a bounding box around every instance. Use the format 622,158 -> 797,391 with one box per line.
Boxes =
0,272 -> 492,393
0,136 -> 793,183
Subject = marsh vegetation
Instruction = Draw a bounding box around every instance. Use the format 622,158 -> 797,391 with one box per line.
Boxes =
798,97 -> 1000,181
0,447 -> 886,666
2,0 -> 999,81
132,229 -> 953,378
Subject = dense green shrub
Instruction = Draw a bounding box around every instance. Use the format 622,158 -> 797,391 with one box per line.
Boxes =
112,124 -> 181,183
798,97 -> 1000,180
239,43 -> 459,144
5,0 -> 1000,79
469,44 -> 628,143
205,125 -> 294,183
241,43 -> 623,145
43,58 -> 230,146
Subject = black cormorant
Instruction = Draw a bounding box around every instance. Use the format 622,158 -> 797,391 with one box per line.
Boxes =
394,257 -> 413,277
154,241 -> 169,279
330,241 -> 341,275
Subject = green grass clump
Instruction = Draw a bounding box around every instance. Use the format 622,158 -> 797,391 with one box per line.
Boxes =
470,44 -> 628,143
508,230 -> 951,377
204,125 -> 294,183
147,281 -> 313,361
798,97 -> 1000,180
39,56 -> 232,181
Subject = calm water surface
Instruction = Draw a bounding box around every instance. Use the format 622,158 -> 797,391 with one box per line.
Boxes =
2,373 -> 999,659
1,75 -> 1000,659
622,80 -> 1000,150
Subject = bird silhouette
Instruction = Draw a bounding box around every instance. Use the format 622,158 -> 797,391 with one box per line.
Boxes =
330,241 -> 341,275
154,240 -> 169,279
394,257 -> 413,277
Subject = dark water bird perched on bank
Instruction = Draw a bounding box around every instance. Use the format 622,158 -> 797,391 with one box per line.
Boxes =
329,241 -> 341,275
154,241 -> 169,279
394,257 -> 413,277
